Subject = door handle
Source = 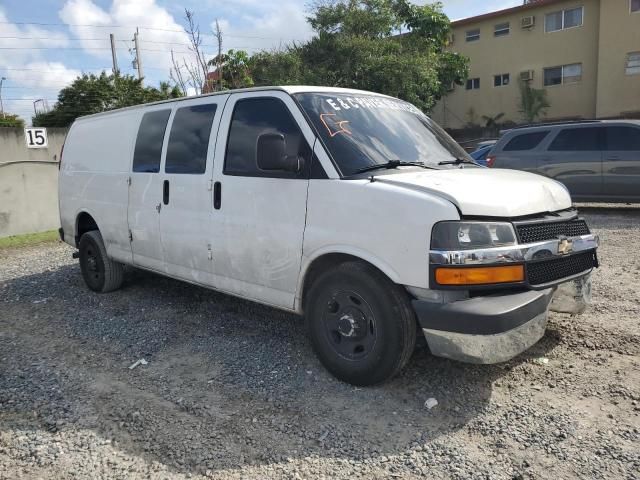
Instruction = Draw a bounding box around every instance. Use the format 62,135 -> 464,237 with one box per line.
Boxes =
214,181 -> 221,210
606,156 -> 620,161
156,203 -> 161,213
163,180 -> 170,205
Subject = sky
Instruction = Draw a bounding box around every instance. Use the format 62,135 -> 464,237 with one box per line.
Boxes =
0,0 -> 522,123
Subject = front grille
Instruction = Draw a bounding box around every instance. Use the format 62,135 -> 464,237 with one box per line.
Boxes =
516,219 -> 590,243
527,251 -> 596,286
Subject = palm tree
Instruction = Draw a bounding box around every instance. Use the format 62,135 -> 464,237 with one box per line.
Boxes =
519,81 -> 550,124
481,112 -> 505,136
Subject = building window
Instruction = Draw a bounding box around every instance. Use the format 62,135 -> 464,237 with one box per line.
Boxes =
466,29 -> 480,42
494,22 -> 510,36
626,52 -> 640,75
545,6 -> 584,32
494,73 -> 510,87
632,0 -> 640,13
544,63 -> 582,86
466,78 -> 480,90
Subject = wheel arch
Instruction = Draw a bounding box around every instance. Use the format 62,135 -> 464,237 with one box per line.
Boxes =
296,247 -> 401,314
75,210 -> 100,246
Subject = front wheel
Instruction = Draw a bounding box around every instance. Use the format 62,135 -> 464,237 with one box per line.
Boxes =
305,261 -> 416,386
78,230 -> 124,293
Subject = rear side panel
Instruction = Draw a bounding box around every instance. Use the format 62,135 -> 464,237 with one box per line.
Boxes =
59,110 -> 140,263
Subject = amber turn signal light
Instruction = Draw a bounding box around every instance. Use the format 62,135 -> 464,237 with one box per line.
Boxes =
435,265 -> 525,286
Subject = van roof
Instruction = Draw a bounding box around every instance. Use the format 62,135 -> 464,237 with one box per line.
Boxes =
75,85 -> 392,122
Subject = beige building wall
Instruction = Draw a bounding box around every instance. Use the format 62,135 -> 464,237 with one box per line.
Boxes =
596,0 -> 640,118
431,0 -> 640,129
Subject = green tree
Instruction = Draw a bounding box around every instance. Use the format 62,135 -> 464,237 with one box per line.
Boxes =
482,112 -> 505,136
0,113 -> 25,128
250,0 -> 468,112
208,49 -> 255,90
32,73 -> 182,127
519,81 -> 550,124
249,49 -> 303,86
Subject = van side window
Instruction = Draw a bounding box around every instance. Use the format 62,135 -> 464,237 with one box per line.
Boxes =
605,127 -> 640,151
503,131 -> 550,151
133,110 -> 171,173
548,127 -> 601,151
224,97 -> 310,177
165,104 -> 217,174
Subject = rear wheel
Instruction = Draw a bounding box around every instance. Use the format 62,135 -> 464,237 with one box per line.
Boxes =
305,261 -> 416,386
78,230 -> 124,293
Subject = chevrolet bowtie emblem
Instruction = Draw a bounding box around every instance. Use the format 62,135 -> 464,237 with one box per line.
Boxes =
557,238 -> 574,255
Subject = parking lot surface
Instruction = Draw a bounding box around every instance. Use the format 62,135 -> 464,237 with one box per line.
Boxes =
1,205 -> 639,480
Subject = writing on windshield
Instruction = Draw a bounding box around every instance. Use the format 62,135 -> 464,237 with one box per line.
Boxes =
295,93 -> 468,176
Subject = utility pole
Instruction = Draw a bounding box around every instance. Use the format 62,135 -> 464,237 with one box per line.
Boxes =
133,28 -> 144,85
215,19 -> 223,91
0,77 -> 6,118
110,33 -> 119,75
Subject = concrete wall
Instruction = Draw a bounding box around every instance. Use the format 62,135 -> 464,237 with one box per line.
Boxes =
431,0 -> 640,129
0,128 -> 68,238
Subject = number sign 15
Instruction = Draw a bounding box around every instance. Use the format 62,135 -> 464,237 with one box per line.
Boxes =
25,128 -> 48,149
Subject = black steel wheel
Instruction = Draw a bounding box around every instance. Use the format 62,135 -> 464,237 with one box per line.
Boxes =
306,261 -> 416,386
322,290 -> 378,361
78,230 -> 124,293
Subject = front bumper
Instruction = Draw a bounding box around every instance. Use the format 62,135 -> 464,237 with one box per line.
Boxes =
413,288 -> 554,364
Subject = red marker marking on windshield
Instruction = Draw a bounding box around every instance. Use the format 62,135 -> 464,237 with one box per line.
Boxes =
320,113 -> 352,137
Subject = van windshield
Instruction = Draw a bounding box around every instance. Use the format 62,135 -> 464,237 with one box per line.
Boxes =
294,92 -> 473,176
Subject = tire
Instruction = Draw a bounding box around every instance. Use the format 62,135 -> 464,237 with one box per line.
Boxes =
78,230 -> 124,293
305,261 -> 417,386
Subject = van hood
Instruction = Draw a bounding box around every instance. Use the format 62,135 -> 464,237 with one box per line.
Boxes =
375,168 -> 572,217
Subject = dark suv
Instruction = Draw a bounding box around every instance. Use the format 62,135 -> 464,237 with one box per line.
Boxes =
488,120 -> 640,203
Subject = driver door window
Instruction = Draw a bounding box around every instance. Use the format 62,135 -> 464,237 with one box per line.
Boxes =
224,97 -> 310,178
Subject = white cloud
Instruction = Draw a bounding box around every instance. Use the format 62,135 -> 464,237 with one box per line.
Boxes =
0,8 -> 76,123
8,62 -> 81,89
59,0 -> 196,82
214,2 -> 314,53
0,9 -> 70,66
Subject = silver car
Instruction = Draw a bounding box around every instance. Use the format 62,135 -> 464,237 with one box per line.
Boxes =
488,120 -> 640,203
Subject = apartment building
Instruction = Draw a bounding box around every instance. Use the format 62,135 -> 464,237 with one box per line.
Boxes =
430,0 -> 640,129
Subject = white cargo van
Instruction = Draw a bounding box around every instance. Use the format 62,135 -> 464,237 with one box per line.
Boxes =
59,86 -> 599,385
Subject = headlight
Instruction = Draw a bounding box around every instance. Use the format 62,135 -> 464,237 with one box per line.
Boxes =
431,221 -> 517,250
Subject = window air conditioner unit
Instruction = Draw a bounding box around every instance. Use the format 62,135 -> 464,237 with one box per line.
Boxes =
521,16 -> 535,29
520,70 -> 534,82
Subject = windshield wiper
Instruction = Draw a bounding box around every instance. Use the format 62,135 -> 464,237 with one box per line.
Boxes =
354,160 -> 432,174
438,157 -> 477,166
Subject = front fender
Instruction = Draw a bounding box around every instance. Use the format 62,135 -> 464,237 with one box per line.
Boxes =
294,245 -> 403,312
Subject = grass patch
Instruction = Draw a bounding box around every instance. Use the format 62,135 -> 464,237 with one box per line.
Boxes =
0,230 -> 60,249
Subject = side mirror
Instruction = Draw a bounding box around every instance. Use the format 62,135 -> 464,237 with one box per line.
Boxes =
256,133 -> 300,173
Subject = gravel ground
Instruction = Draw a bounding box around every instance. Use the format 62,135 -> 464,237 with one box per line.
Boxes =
0,205 -> 638,480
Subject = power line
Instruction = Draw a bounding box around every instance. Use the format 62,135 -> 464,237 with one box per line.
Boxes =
0,66 -> 111,71
0,46 -> 112,50
0,65 -> 171,73
0,45 -> 263,52
0,21 -> 303,41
